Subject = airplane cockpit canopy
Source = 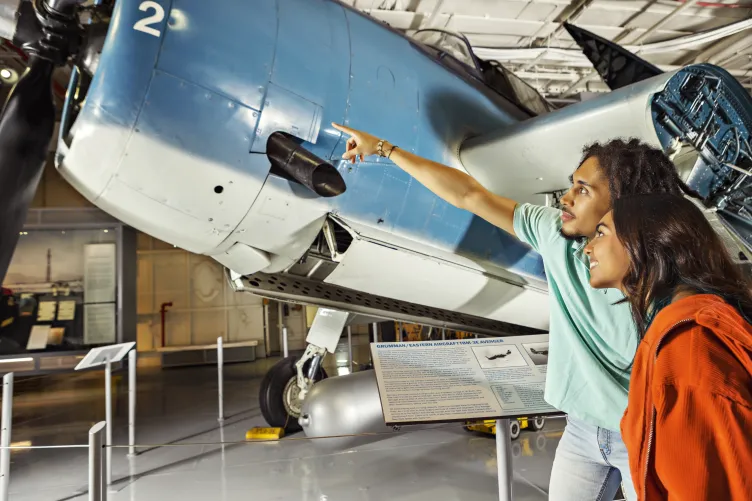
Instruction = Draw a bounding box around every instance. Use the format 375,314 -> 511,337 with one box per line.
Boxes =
413,29 -> 557,117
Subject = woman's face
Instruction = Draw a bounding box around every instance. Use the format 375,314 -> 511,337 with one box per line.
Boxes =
583,211 -> 631,291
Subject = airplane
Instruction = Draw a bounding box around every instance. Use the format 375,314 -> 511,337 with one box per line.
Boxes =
486,350 -> 512,361
530,348 -> 548,356
0,0 -> 750,440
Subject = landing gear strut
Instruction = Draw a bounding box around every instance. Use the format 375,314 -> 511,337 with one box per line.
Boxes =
258,308 -> 352,432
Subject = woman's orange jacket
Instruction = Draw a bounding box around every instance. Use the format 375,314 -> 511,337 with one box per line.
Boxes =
621,294 -> 752,500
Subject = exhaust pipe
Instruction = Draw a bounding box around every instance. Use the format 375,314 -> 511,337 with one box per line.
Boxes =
266,131 -> 346,198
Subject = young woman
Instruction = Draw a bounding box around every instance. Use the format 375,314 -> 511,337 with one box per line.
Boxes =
583,193 -> 752,501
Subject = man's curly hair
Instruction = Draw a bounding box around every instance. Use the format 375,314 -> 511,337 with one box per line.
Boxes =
578,138 -> 699,202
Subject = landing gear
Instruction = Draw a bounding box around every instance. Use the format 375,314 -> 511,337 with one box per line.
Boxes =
259,308 -> 353,433
259,355 -> 327,433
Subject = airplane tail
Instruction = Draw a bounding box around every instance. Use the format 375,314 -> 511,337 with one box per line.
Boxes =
563,22 -> 662,91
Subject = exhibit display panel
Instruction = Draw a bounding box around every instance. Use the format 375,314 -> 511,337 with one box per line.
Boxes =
0,209 -> 136,374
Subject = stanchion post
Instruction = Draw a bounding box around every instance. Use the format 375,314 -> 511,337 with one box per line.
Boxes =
89,421 -> 106,501
277,302 -> 287,358
496,418 -> 513,501
217,336 -> 224,423
282,327 -> 289,358
346,326 -> 353,373
104,360 -> 112,487
127,350 -> 136,457
0,373 -> 13,501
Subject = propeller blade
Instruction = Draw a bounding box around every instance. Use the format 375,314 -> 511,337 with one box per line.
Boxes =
0,56 -> 56,284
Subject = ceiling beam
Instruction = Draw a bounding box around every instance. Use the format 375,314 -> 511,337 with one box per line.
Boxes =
532,0 -> 595,47
632,0 -> 701,45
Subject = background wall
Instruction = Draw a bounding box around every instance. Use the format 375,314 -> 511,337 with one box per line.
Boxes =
135,235 -> 266,351
30,160 -> 273,354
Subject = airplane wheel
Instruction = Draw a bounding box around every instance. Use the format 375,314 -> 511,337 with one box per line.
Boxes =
510,420 -> 521,440
259,356 -> 327,433
531,416 -> 546,431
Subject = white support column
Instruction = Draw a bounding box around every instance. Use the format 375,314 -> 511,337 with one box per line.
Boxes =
347,326 -> 353,373
263,302 -> 271,357
128,350 -> 136,457
371,323 -> 378,344
217,337 -> 224,423
496,419 -> 513,501
282,327 -> 289,358
104,360 -> 112,487
277,302 -> 286,358
441,328 -> 446,340
0,373 -> 13,501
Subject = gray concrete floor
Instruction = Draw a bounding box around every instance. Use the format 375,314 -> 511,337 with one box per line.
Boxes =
4,333 -> 571,501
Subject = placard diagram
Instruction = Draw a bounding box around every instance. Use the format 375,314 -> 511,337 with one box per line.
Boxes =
370,334 -> 557,425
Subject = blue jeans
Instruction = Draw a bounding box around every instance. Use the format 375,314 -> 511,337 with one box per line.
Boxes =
549,416 -> 637,501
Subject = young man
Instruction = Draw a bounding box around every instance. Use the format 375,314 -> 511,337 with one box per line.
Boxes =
332,122 -> 695,501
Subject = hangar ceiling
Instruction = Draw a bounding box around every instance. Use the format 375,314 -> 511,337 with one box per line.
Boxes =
344,0 -> 752,101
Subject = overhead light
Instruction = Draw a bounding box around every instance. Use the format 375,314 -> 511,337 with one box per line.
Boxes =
0,69 -> 10,79
103,229 -> 108,233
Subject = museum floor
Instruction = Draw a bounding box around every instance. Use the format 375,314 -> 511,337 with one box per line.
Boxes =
4,333 -> 621,501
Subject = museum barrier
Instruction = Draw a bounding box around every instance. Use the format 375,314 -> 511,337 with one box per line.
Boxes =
0,387 -> 557,501
0,330 -> 559,501
0,336 -> 230,498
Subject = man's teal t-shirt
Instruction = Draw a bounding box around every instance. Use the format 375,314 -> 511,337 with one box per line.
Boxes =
513,203 -> 638,430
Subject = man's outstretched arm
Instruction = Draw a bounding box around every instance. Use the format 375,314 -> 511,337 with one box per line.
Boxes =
332,123 -> 518,237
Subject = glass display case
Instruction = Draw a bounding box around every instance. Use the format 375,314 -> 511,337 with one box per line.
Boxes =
0,208 -> 136,374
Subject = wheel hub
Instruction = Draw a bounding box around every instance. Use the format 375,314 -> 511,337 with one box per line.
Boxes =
282,376 -> 303,417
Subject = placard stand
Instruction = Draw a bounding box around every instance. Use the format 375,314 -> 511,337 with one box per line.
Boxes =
76,342 -> 136,488
496,418 -> 512,501
370,334 -> 556,501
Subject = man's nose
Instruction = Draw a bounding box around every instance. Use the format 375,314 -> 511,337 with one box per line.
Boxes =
561,189 -> 573,207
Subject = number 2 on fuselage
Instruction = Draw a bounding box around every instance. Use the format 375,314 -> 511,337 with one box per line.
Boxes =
133,1 -> 165,38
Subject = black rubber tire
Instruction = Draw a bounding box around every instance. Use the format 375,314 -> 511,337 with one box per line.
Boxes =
509,420 -> 521,440
532,416 -> 546,431
259,356 -> 327,433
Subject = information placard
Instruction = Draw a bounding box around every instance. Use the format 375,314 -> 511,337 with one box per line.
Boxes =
370,334 -> 558,425
75,342 -> 135,371
84,243 -> 117,304
84,303 -> 117,345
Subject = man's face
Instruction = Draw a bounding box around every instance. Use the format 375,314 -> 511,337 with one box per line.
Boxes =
559,156 -> 612,240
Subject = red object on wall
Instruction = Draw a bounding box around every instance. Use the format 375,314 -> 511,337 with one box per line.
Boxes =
160,302 -> 173,348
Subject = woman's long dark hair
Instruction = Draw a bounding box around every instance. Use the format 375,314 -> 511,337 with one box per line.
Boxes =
612,194 -> 752,335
